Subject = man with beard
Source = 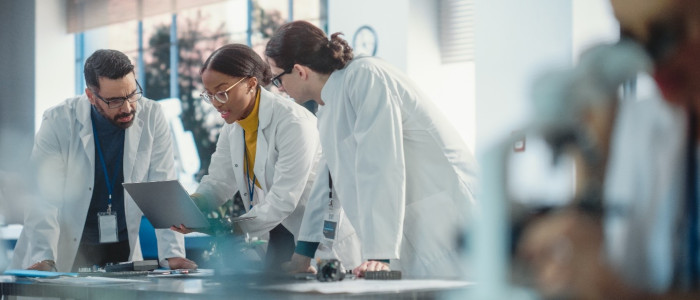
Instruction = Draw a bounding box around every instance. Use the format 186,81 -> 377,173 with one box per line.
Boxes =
9,49 -> 196,272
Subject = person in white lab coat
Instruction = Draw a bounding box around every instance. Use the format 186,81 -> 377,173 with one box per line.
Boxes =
171,44 -> 360,271
9,49 -> 195,272
265,21 -> 479,278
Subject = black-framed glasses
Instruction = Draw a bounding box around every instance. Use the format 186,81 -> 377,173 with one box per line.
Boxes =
91,81 -> 143,109
271,68 -> 293,88
200,77 -> 248,104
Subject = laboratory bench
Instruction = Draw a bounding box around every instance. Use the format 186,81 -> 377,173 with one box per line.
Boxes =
0,272 -> 472,299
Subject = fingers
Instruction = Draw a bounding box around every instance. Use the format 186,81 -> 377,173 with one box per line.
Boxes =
353,262 -> 367,276
366,261 -> 390,271
27,261 -> 52,271
282,254 -> 316,274
352,261 -> 390,277
307,265 -> 317,274
170,224 -> 192,234
183,259 -> 198,270
167,257 -> 198,270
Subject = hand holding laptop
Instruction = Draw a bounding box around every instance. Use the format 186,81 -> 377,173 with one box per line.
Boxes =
171,223 -> 216,235
123,180 -> 255,234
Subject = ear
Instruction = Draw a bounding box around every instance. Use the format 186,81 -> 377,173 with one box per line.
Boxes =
247,77 -> 258,91
85,88 -> 96,105
293,64 -> 310,81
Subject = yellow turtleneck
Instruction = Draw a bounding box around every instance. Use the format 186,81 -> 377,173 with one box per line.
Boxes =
237,89 -> 261,188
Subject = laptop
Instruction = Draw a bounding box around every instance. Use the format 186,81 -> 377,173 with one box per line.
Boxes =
122,180 -> 211,229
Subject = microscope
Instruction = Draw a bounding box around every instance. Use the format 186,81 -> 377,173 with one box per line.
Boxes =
466,39 -> 651,299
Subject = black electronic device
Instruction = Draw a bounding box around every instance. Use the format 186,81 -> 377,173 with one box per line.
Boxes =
365,270 -> 402,280
77,270 -> 150,277
104,260 -> 159,272
316,259 -> 346,282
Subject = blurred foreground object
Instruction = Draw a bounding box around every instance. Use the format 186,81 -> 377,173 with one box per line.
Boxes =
316,259 -> 346,282
497,40 -> 651,299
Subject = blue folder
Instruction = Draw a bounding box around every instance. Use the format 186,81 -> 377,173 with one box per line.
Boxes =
4,269 -> 78,278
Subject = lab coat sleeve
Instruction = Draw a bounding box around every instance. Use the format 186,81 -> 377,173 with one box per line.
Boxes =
238,117 -> 320,237
195,124 -> 239,209
147,105 -> 186,260
346,66 -> 406,260
297,158 -> 329,243
26,113 -> 66,265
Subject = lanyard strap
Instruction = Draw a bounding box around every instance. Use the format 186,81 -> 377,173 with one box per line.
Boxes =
328,172 -> 333,199
328,172 -> 335,209
92,123 -> 123,211
243,130 -> 256,209
687,113 -> 699,287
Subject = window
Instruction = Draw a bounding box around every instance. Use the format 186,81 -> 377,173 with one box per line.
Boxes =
75,0 -> 326,182
439,0 -> 474,63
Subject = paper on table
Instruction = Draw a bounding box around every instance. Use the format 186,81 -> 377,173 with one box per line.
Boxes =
147,268 -> 215,277
261,279 -> 473,294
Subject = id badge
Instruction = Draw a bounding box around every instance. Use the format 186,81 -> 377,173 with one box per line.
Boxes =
98,212 -> 118,243
322,220 -> 337,240
322,198 -> 340,242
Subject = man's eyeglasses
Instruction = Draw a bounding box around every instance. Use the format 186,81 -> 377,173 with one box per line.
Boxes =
91,81 -> 143,109
200,77 -> 248,104
271,68 -> 293,88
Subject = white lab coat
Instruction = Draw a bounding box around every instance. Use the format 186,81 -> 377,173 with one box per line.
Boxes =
604,96 -> 687,292
196,88 -> 356,260
297,156 -> 362,269
305,57 -> 479,277
10,95 -> 185,272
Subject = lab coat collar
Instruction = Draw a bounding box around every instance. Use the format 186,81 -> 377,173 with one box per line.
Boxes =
232,88 -> 274,198
123,100 -> 145,181
77,94 -> 96,169
253,88 -> 273,189
257,88 -> 273,130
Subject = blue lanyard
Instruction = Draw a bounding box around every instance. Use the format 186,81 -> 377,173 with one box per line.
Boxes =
242,130 -> 256,210
92,123 -> 123,213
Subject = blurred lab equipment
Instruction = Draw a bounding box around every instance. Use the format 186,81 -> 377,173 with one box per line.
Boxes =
467,40 -> 651,299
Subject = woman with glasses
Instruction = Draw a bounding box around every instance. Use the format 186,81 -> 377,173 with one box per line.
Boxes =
172,44 -> 360,271
265,21 -> 478,278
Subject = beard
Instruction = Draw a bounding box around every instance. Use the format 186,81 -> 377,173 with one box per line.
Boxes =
95,103 -> 136,129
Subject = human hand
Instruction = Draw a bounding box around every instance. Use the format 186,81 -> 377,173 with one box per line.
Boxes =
27,260 -> 55,271
352,260 -> 390,277
166,257 -> 198,270
282,253 -> 317,274
170,224 -> 194,234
